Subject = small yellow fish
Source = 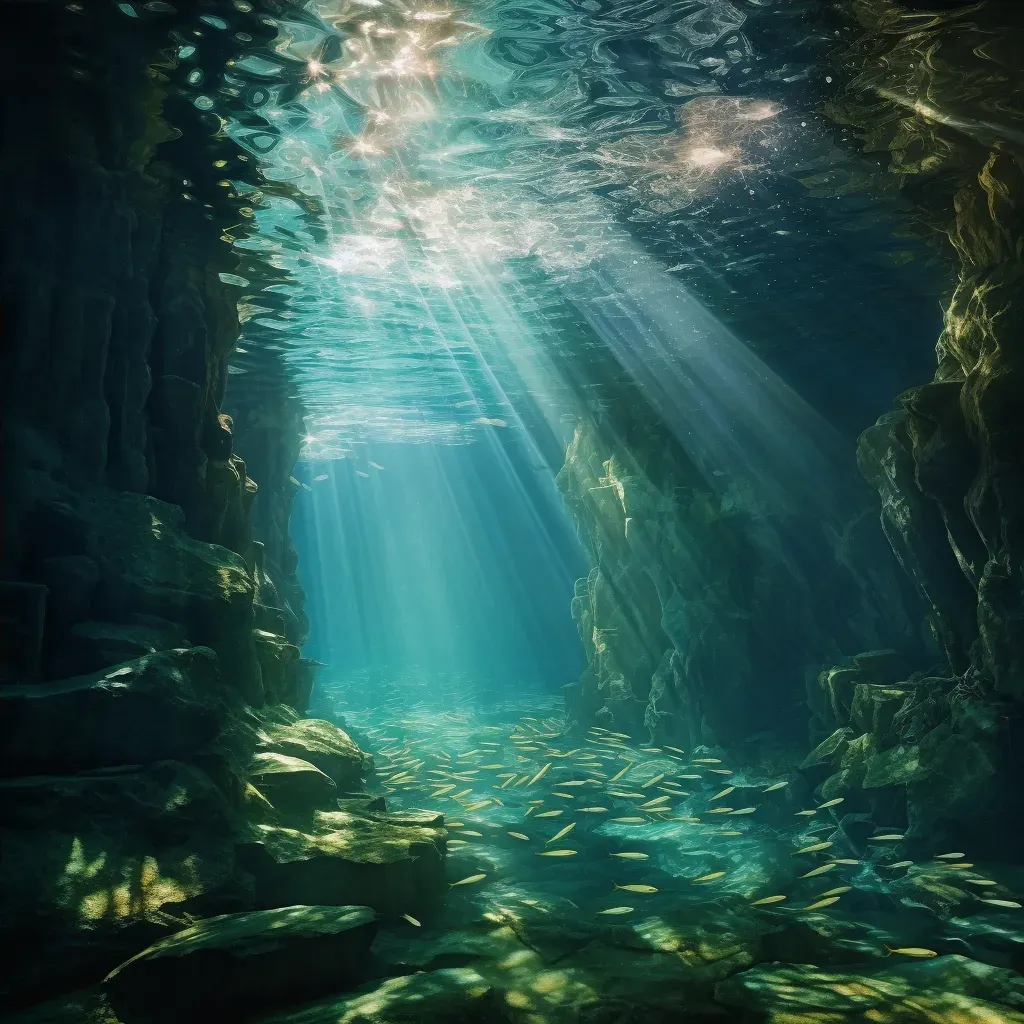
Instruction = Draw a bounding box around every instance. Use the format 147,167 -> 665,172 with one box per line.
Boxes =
609,762 -> 635,783
612,817 -> 646,824
453,789 -> 473,799
450,873 -> 487,887
537,849 -> 577,857
446,840 -> 469,847
431,785 -> 457,796
707,769 -> 734,775
817,798 -> 844,809
712,787 -> 735,801
546,822 -> 576,845
818,886 -> 853,898
829,859 -> 860,866
528,763 -> 552,786
677,774 -> 703,780
641,773 -> 666,789
446,822 -> 465,828
885,946 -> 937,958
693,871 -> 726,882
803,897 -> 840,911
614,883 -> 658,893
640,796 -> 670,809
943,862 -> 973,870
463,800 -> 492,812
535,810 -> 563,818
401,914 -> 422,926
717,830 -> 743,836
640,747 -> 662,753
884,861 -> 914,869
507,832 -> 530,841
665,745 -> 687,756
800,864 -> 837,878
762,781 -> 789,792
794,842 -> 833,855
980,899 -> 1022,908
559,780 -> 588,787
692,758 -> 722,764
869,834 -> 905,842
580,806 -> 609,813
552,792 -> 576,800
609,791 -> 646,799
729,807 -> 757,815
750,895 -> 787,906
598,906 -> 635,915
933,852 -> 966,860
795,810 -> 817,817
461,831 -> 483,837
964,879 -> 998,887
706,807 -> 734,815
611,852 -> 649,860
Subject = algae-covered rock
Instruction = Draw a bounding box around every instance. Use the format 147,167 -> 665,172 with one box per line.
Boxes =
863,742 -> 928,789
247,752 -> 338,816
799,727 -> 852,770
715,955 -> 1024,1022
254,967 -> 496,1024
105,905 -> 377,1022
237,809 -> 446,918
0,761 -> 237,1005
0,647 -> 234,775
252,628 -> 301,706
256,715 -> 370,792
60,619 -> 191,676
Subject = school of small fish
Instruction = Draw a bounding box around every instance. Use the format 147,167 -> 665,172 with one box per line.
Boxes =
353,703 -> 1018,961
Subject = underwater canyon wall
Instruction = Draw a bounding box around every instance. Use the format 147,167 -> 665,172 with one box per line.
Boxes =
559,0 -> 1024,855
0,7 -> 447,1016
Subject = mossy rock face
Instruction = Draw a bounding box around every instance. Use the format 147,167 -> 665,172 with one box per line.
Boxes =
237,809 -> 447,919
247,752 -> 338,817
61,620 -> 192,676
0,647 -> 236,775
715,955 -> 1024,1022
105,905 -> 377,1023
253,967 -> 497,1024
30,492 -> 260,701
800,728 -> 853,770
862,743 -> 928,789
0,761 -> 237,1005
256,716 -> 370,792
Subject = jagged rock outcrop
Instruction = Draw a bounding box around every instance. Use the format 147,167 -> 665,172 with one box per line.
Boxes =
0,5 -> 440,1018
556,413 -> 919,753
104,905 -> 377,1023
803,0 -> 1024,855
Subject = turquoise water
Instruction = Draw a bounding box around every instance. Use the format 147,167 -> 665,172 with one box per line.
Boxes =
205,0 -> 1023,1016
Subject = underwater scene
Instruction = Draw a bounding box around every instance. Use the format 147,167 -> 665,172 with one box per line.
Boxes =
3,0 -> 1024,1022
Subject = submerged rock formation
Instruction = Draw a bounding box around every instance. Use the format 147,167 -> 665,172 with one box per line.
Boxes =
0,4 -> 448,1018
556,404 -> 920,756
803,0 -> 1024,855
557,0 -> 1024,856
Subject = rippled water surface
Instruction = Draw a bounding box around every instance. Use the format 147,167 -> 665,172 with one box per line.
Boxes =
207,0 -> 942,456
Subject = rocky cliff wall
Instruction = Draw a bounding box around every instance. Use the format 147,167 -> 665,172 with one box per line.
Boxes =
805,0 -> 1024,856
0,6 -> 449,1016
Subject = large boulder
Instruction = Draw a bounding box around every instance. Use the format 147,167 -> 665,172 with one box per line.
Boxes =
104,905 -> 377,1023
0,760 -> 238,1005
255,713 -> 370,792
0,647 -> 234,775
715,955 -> 1024,1023
56,618 -> 191,677
237,808 -> 447,919
253,967 -> 497,1024
247,752 -> 338,817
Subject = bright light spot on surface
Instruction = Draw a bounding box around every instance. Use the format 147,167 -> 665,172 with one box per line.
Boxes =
685,146 -> 734,169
